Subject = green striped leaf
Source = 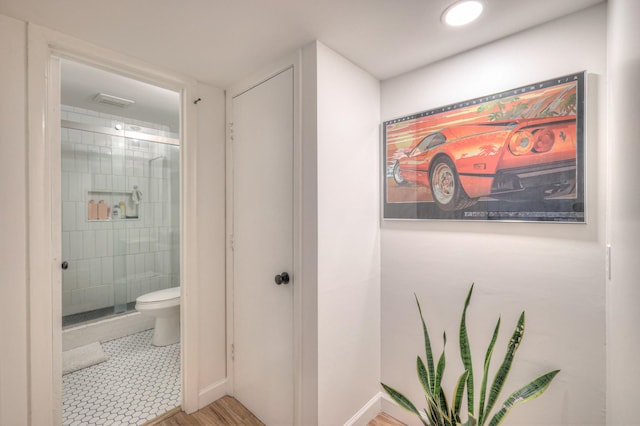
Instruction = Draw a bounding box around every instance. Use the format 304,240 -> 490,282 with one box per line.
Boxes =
482,312 -> 525,425
487,370 -> 560,426
418,356 -> 437,400
460,284 -> 475,416
452,370 -> 469,420
381,382 -> 428,425
478,317 -> 501,426
435,333 -> 451,421
462,414 -> 478,426
416,294 -> 436,393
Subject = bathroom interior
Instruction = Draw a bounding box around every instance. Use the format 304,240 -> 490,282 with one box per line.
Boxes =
59,58 -> 183,425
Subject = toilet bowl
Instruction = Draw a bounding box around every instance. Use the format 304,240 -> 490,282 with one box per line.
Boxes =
135,286 -> 181,346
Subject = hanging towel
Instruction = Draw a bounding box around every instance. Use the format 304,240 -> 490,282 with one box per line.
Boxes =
131,185 -> 143,204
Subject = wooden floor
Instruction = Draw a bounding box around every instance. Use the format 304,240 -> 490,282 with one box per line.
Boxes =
145,396 -> 264,426
145,396 -> 405,426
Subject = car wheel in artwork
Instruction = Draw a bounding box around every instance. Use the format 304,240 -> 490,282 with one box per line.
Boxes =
393,161 -> 407,185
429,156 -> 477,211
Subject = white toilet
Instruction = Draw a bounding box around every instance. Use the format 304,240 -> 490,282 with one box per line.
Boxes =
135,286 -> 181,346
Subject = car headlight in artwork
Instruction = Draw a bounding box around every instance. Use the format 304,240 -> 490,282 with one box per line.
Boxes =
509,128 -> 556,155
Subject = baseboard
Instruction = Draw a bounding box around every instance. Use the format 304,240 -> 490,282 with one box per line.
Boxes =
197,378 -> 228,410
344,392 -> 383,426
380,393 -> 416,425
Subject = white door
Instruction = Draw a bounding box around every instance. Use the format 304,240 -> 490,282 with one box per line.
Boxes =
231,68 -> 294,425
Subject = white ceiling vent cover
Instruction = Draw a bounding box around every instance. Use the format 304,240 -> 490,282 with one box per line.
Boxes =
93,93 -> 135,108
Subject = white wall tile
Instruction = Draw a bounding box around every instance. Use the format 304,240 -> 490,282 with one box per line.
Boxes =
126,255 -> 135,279
144,253 -> 155,274
81,129 -> 94,145
148,228 -> 158,252
81,173 -> 92,193
100,147 -> 112,174
135,253 -> 145,277
90,258 -> 101,286
102,257 -> 114,285
93,174 -> 106,191
139,228 -> 150,253
62,231 -> 70,261
75,144 -> 88,173
69,231 -> 83,260
62,202 -> 76,232
61,291 -> 72,315
139,278 -> 150,296
150,275 -> 161,292
75,202 -> 88,231
114,255 -> 126,282
61,143 -> 75,172
61,172 -> 70,201
154,204 -> 163,228
115,229 -> 127,255
94,132 -> 107,147
62,268 -> 77,292
112,175 -> 126,191
128,228 -> 140,254
83,230 -> 95,259
67,128 -> 81,143
112,148 -> 124,176
163,251 -> 171,275
95,230 -> 108,257
106,232 -> 114,257
159,275 -> 169,289
87,145 -> 100,173
67,172 -> 81,201
71,289 -> 85,307
76,259 -> 90,289
112,135 -> 125,149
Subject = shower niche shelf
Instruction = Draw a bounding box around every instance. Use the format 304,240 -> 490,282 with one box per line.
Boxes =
87,190 -> 140,221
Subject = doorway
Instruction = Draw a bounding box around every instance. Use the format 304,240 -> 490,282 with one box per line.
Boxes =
59,58 -> 182,424
230,67 -> 295,424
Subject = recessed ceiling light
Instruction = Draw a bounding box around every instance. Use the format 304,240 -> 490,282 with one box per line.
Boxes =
442,0 -> 484,27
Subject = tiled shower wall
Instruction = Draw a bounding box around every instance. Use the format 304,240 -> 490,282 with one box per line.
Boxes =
61,106 -> 180,317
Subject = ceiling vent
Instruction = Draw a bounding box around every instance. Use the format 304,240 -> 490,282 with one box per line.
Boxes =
93,93 -> 135,108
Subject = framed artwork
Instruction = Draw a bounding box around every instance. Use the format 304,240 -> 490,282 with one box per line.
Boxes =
382,72 -> 585,222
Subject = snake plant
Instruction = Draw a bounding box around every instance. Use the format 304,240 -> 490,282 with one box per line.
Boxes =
382,284 -> 559,426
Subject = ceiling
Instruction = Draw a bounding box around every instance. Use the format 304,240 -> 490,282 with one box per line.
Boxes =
1,0 -> 603,127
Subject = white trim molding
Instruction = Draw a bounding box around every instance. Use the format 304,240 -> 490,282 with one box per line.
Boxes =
197,379 -> 228,410
26,22 -> 200,423
343,392 -> 383,426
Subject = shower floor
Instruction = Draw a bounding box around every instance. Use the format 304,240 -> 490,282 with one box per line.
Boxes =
63,302 -> 137,328
63,329 -> 180,426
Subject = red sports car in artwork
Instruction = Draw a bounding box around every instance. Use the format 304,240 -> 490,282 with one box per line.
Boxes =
391,115 -> 577,211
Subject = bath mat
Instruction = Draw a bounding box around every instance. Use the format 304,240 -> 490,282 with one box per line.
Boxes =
62,342 -> 108,375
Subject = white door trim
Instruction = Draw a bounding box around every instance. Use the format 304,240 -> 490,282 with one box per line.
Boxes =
26,23 -> 200,424
225,52 -> 303,424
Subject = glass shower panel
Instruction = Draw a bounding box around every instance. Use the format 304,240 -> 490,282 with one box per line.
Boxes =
61,123 -> 119,325
113,133 -> 180,314
61,112 -> 180,327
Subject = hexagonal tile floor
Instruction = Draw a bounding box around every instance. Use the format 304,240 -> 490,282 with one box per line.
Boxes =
63,329 -> 180,426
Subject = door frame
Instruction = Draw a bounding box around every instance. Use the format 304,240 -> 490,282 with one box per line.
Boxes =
26,23 -> 200,424
225,53 -> 304,424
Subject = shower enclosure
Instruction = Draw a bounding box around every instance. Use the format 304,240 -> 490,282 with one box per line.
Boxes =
60,105 -> 180,326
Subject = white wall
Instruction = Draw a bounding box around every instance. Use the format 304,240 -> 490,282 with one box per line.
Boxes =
314,41 -> 382,425
606,0 -> 640,424
194,82 -> 227,405
0,13 -> 29,426
380,5 -> 606,425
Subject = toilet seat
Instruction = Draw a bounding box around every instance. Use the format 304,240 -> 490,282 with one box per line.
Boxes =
135,287 -> 180,311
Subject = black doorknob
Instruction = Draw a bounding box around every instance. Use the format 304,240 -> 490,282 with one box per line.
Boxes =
274,272 -> 290,285
61,261 -> 69,270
